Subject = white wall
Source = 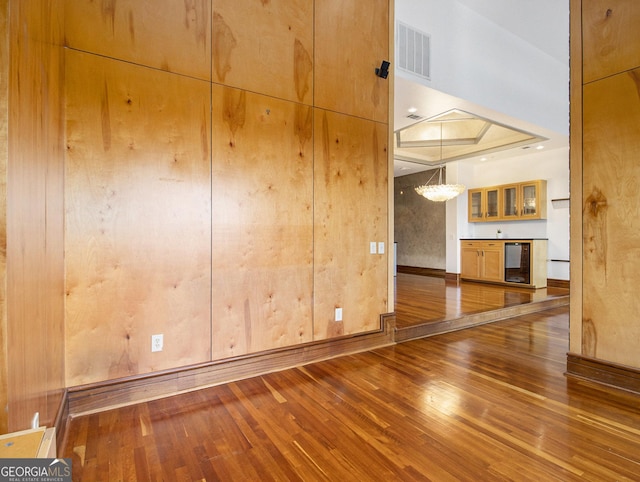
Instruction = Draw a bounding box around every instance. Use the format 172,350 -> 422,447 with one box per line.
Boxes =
449,146 -> 570,280
395,0 -> 569,136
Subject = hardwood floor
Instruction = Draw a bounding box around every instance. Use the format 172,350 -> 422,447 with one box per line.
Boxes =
62,301 -> 640,481
395,273 -> 569,328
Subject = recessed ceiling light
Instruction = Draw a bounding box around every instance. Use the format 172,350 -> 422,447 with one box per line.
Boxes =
536,145 -> 544,150
480,157 -> 487,162
407,107 -> 418,113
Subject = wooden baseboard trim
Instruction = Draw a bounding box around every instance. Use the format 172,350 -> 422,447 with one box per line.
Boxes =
445,272 -> 460,283
566,353 -> 640,394
397,266 -> 445,278
53,389 -> 69,456
548,278 -> 570,289
67,313 -> 396,417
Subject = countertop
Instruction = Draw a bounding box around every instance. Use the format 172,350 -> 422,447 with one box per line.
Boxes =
460,238 -> 548,241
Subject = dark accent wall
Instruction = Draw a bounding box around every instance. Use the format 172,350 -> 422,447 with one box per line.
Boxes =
394,168 -> 446,270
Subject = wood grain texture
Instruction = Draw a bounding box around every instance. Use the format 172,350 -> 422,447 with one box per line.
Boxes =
0,0 -> 8,435
315,0 -> 389,123
582,0 -> 640,83
64,0 -> 211,80
211,85 -> 314,359
567,353 -> 640,394
313,109 -> 388,340
67,314 -> 394,416
65,277 -> 564,415
569,0 -> 583,356
212,0 -> 313,105
582,67 -> 640,366
63,305 -> 640,481
6,0 -> 66,432
395,273 -> 568,330
65,50 -> 212,385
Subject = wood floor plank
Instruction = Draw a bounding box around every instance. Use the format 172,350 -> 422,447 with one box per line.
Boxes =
394,274 -> 569,328
63,281 -> 640,481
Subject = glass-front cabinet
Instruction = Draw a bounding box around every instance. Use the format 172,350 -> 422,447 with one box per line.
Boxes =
502,184 -> 519,219
500,180 -> 547,220
469,179 -> 547,222
468,187 -> 500,222
521,181 -> 543,218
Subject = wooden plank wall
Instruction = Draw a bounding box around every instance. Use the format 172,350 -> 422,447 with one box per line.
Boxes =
63,0 -> 390,387
0,0 -> 8,435
210,86 -> 314,359
571,0 -> 640,368
64,51 -> 213,384
5,0 -> 66,431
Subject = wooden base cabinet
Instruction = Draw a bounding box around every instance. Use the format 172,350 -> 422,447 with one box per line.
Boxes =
460,241 -> 504,283
460,239 -> 547,288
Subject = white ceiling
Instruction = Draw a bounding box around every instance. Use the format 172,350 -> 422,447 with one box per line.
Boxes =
393,0 -> 569,177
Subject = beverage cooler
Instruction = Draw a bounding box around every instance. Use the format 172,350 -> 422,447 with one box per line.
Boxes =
504,242 -> 531,284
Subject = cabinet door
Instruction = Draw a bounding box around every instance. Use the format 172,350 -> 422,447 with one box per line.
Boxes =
481,242 -> 504,282
468,189 -> 484,222
520,182 -> 539,218
501,184 -> 519,219
519,180 -> 547,220
460,243 -> 481,279
485,187 -> 500,220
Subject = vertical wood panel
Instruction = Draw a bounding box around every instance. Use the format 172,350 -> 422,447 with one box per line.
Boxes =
315,0 -> 389,123
582,69 -> 640,366
582,0 -> 640,83
211,85 -> 313,359
569,0 -> 583,355
65,51 -> 212,386
313,109 -> 388,340
212,0 -> 313,105
64,0 -> 211,80
6,0 -> 65,431
0,0 -> 9,434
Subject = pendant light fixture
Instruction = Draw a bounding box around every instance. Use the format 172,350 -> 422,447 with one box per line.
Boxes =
414,166 -> 465,202
414,123 -> 465,202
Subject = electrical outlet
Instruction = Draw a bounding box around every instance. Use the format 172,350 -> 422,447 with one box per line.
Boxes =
378,242 -> 385,254
335,307 -> 343,321
151,334 -> 163,352
370,242 -> 377,254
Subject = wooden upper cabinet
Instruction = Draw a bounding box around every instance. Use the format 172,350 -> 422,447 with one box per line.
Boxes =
212,0 -> 314,105
314,0 -> 389,123
582,0 -> 640,83
469,180 -> 546,222
468,187 -> 500,222
64,0 -> 211,80
501,180 -> 547,221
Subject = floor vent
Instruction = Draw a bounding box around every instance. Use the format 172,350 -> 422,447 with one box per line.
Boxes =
397,22 -> 431,80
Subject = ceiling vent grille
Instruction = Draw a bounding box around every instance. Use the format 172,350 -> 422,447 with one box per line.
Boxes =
397,22 -> 431,80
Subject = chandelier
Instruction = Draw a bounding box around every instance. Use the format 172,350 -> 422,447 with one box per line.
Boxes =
414,166 -> 465,202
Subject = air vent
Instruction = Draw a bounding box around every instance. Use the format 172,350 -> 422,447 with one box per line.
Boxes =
406,114 -> 423,120
397,22 -> 431,79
